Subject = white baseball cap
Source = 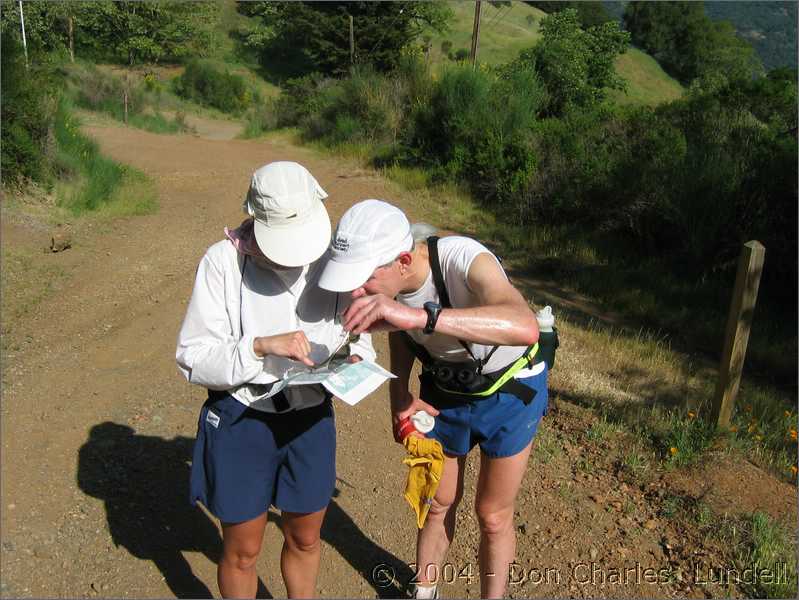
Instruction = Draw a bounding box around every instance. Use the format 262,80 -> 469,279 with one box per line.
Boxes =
319,199 -> 413,292
242,161 -> 331,267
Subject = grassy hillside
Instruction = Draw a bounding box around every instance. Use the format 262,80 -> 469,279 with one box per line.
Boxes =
423,1 -> 546,65
610,47 -> 683,106
423,0 -> 682,107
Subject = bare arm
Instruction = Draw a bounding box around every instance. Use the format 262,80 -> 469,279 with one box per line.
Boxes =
387,331 -> 439,442
388,331 -> 415,413
431,253 -> 538,347
343,254 -> 538,347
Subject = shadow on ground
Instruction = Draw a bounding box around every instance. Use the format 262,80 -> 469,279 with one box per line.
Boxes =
77,422 -> 412,598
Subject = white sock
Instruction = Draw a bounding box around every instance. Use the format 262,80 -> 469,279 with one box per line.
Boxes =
413,583 -> 438,599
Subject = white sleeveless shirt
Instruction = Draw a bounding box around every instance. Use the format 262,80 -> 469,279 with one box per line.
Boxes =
396,236 -> 541,376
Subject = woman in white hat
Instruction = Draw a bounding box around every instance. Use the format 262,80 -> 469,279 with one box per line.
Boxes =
176,162 -> 374,598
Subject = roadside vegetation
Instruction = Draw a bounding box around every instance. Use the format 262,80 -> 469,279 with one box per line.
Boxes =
54,97 -> 157,217
62,62 -> 189,135
256,9 -> 797,382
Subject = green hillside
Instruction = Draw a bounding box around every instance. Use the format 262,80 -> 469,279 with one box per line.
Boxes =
423,1 -> 546,65
610,47 -> 683,106
424,1 -> 682,106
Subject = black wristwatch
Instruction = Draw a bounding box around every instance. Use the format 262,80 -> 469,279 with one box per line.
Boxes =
423,301 -> 442,334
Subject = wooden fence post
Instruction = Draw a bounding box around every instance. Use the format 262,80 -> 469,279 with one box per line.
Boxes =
711,241 -> 766,428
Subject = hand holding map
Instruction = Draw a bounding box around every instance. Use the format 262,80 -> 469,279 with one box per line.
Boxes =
267,359 -> 395,406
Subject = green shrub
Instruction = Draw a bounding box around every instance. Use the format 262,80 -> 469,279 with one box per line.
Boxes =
452,48 -> 469,62
1,35 -> 57,186
53,98 -> 125,214
62,64 -> 188,135
407,64 -> 544,210
72,65 -> 139,118
174,60 -> 255,114
277,62 -> 431,151
242,102 -> 279,138
271,73 -> 330,127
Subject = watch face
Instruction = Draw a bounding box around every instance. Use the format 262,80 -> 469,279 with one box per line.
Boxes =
423,302 -> 441,334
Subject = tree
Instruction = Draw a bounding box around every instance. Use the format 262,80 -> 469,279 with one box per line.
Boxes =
623,0 -> 705,80
623,1 -> 762,84
0,0 -> 80,61
76,1 -> 220,65
692,20 -> 763,84
526,2 -> 612,28
510,9 -> 629,115
1,1 -> 221,66
240,1 -> 452,77
1,33 -> 56,185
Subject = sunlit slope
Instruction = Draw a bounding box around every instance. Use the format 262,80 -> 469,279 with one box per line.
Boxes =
423,1 -> 683,107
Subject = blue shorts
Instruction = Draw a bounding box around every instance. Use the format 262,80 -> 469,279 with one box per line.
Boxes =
189,392 -> 336,524
426,368 -> 549,458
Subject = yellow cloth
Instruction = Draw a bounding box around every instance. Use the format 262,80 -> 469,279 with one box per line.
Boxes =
402,436 -> 445,529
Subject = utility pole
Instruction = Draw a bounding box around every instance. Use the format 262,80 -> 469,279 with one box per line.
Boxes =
18,0 -> 28,69
349,14 -> 355,66
470,0 -> 482,67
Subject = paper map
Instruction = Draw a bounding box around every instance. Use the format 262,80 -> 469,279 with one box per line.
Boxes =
266,360 -> 395,406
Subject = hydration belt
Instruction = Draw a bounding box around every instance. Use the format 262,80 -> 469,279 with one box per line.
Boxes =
401,236 -> 542,406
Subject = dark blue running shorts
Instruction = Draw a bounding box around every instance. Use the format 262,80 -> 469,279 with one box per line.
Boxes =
426,367 -> 548,458
190,392 -> 335,524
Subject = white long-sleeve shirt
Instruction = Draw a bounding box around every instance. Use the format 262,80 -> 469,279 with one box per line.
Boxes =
176,240 -> 375,412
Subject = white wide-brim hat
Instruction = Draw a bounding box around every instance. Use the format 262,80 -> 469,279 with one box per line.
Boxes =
253,200 -> 331,267
244,161 -> 331,267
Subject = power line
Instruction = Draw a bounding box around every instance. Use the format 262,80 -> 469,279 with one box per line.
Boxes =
484,3 -> 510,30
484,3 -> 515,33
364,6 -> 406,60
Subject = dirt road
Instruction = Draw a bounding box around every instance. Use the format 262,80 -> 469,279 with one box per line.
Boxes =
1,117 -> 794,599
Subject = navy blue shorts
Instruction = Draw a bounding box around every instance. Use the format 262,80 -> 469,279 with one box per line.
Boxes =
426,367 -> 549,458
189,392 -> 336,524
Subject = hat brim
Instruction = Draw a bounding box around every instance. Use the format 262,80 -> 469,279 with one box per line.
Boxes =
253,201 -> 331,267
318,255 -> 381,292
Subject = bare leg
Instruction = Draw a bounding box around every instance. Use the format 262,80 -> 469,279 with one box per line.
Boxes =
475,442 -> 534,599
219,513 -> 268,599
415,453 -> 465,588
280,508 -> 327,598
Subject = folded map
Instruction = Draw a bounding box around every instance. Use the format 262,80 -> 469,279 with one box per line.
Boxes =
265,360 -> 396,406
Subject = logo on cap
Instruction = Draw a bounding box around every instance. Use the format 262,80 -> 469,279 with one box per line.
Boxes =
333,236 -> 350,252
